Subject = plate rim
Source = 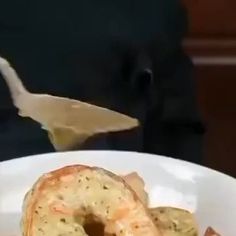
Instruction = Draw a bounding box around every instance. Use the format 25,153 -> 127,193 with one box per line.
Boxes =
1,150 -> 235,182
1,150 -> 236,236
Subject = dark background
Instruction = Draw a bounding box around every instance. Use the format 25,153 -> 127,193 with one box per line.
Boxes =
0,0 -> 204,164
2,0 -> 236,178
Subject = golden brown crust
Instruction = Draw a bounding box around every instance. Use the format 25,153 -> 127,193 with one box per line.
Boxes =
22,165 -> 161,236
150,207 -> 198,236
22,165 -> 88,235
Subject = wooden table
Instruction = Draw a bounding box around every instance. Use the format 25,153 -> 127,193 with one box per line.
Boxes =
182,0 -> 236,177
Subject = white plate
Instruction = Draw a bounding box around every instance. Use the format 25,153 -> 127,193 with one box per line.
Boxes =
0,151 -> 235,236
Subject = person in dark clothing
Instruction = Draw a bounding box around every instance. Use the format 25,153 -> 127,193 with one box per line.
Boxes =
0,0 -> 204,162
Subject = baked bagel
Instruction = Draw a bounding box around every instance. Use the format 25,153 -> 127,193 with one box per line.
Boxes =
21,165 -> 161,236
149,207 -> 198,236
